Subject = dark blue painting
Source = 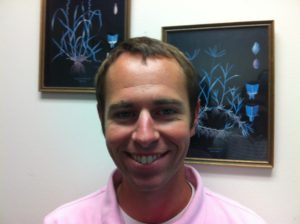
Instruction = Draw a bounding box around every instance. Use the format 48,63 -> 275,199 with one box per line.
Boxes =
40,0 -> 129,92
163,21 -> 274,167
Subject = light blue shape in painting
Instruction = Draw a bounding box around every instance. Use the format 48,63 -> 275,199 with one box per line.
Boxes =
114,2 -> 118,15
185,49 -> 200,61
246,105 -> 259,122
107,34 -> 119,48
252,42 -> 260,55
246,83 -> 260,100
253,58 -> 260,69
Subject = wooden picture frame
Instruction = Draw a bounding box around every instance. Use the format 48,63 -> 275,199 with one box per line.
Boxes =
39,0 -> 130,93
163,21 -> 274,168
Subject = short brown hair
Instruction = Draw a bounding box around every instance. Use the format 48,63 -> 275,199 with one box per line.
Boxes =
95,36 -> 199,133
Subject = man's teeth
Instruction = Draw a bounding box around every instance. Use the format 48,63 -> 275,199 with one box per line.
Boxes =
132,154 -> 161,165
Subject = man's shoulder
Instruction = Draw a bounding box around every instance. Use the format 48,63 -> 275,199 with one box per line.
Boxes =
44,188 -> 106,223
203,188 -> 266,223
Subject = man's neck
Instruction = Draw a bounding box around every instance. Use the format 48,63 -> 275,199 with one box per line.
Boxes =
116,171 -> 192,223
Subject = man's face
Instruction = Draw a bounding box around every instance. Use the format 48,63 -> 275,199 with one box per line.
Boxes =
103,53 -> 197,192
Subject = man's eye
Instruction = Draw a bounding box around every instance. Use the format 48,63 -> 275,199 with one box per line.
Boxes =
155,108 -> 178,117
114,111 -> 136,120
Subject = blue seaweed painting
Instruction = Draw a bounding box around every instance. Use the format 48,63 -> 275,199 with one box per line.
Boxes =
185,45 -> 253,138
50,0 -> 103,74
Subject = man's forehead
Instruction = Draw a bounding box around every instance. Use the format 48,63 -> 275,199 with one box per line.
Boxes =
109,52 -> 179,70
107,54 -> 184,81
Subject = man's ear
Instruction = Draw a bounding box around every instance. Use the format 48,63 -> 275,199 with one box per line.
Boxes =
191,100 -> 200,137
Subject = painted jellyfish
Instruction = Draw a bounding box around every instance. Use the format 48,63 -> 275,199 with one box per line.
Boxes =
114,2 -> 118,15
107,34 -> 119,48
246,105 -> 259,122
251,42 -> 260,70
252,42 -> 260,55
253,58 -> 260,70
245,83 -> 260,100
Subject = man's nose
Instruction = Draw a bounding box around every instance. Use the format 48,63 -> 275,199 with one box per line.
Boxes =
131,110 -> 159,149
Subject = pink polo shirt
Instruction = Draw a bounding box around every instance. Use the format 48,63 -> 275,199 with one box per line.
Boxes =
44,166 -> 266,224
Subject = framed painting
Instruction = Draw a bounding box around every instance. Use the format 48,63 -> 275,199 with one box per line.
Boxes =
39,0 -> 130,93
163,21 -> 274,168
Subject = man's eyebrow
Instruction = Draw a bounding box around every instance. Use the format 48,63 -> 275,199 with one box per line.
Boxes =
107,101 -> 134,113
153,99 -> 184,107
107,99 -> 185,113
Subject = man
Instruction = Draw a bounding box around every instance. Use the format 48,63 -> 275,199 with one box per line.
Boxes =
44,37 -> 266,223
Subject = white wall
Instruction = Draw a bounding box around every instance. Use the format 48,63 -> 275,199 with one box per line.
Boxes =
1,0 -> 299,223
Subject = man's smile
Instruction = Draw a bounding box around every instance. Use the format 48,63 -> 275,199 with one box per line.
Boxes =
125,152 -> 169,165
